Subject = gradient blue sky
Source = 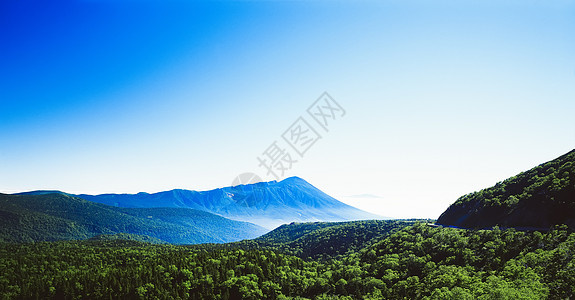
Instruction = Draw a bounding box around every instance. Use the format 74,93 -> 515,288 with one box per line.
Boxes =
1,0 -> 574,218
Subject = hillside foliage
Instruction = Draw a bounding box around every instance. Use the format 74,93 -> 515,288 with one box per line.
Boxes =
454,150 -> 574,207
437,149 -> 575,229
0,193 -> 266,244
2,221 -> 575,299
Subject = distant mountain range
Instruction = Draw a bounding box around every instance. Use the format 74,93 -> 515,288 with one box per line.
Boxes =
4,148 -> 575,248
0,193 -> 267,244
69,176 -> 381,229
437,149 -> 575,230
5,177 -> 380,244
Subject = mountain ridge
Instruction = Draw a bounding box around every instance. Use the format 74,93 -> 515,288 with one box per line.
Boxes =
66,176 -> 381,229
0,193 -> 267,244
437,149 -> 575,229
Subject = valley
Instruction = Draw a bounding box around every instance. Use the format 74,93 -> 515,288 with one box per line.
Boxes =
1,149 -> 574,299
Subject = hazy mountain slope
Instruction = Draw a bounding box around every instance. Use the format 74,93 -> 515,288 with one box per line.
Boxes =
76,177 -> 381,229
117,207 -> 268,243
437,149 -> 575,229
88,233 -> 166,244
0,193 -> 267,244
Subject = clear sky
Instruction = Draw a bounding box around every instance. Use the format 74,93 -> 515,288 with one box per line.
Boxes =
1,0 -> 574,219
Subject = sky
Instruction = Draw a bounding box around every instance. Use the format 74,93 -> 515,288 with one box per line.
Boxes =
1,0 -> 574,219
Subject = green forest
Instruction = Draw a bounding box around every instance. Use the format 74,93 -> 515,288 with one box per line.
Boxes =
3,220 -> 575,299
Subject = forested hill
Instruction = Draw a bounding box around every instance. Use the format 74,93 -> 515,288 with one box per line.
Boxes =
437,149 -> 575,229
0,193 -> 267,244
247,220 -> 420,259
5,221 -> 575,298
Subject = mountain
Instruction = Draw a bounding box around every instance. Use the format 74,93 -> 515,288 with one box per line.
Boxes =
0,193 -> 267,244
437,149 -> 575,229
74,176 -> 381,229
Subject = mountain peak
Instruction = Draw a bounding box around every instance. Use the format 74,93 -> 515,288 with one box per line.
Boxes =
278,176 -> 318,188
74,177 -> 380,229
280,176 -> 307,183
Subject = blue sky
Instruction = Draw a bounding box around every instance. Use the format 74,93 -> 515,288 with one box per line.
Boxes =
1,0 -> 574,218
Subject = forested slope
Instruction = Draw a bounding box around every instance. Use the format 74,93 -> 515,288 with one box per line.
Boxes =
0,193 -> 266,244
249,219 -> 419,259
437,149 -> 575,229
3,221 -> 575,299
